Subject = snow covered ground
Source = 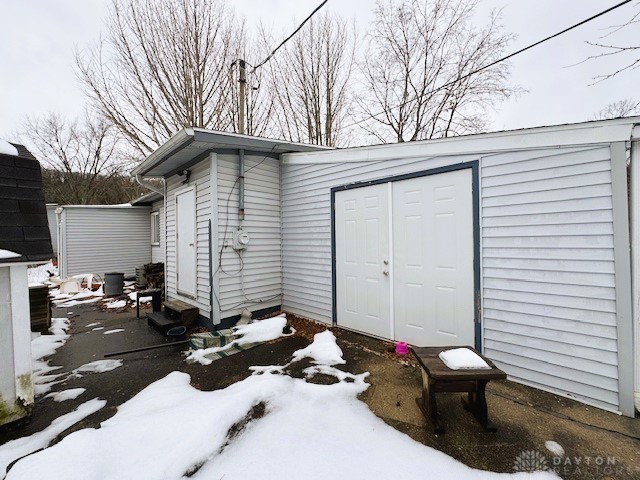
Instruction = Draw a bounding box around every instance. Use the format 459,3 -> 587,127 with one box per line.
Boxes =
186,314 -> 293,365
31,324 -> 71,396
3,331 -> 554,480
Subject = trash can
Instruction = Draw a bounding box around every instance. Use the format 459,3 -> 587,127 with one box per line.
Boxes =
104,272 -> 124,296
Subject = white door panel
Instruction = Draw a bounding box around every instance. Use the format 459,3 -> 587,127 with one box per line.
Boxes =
393,169 -> 475,346
334,169 -> 475,347
335,184 -> 391,338
176,188 -> 196,297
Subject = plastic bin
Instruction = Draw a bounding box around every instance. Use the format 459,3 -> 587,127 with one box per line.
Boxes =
104,272 -> 124,296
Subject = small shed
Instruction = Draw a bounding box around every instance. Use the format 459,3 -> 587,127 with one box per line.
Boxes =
133,118 -> 640,417
0,140 -> 52,426
56,205 -> 152,279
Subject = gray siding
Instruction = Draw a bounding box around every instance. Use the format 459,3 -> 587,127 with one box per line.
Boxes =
59,207 -> 151,278
216,154 -> 282,317
165,160 -> 212,317
151,199 -> 165,264
281,144 -> 624,413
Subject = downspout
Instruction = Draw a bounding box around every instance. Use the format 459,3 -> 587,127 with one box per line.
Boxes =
238,149 -> 245,223
135,174 -> 163,195
631,126 -> 640,412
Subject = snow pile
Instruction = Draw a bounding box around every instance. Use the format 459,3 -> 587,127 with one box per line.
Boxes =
45,388 -> 86,402
0,139 -> 18,156
27,262 -> 57,286
48,317 -> 70,335
439,348 -> 490,370
73,359 -> 123,374
128,292 -> 152,303
105,300 -> 127,309
0,399 -> 105,479
54,288 -> 104,308
57,297 -> 102,308
545,440 -> 565,457
103,329 -> 125,335
6,332 -> 553,480
0,249 -> 20,260
291,330 -> 346,366
187,314 -> 292,365
85,322 -> 100,328
31,334 -> 70,395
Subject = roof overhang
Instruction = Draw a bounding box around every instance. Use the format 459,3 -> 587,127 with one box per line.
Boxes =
132,128 -> 331,178
282,117 -> 640,165
130,191 -> 164,206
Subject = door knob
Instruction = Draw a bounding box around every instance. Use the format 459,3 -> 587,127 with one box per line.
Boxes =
383,270 -> 389,276
189,243 -> 194,246
383,260 -> 389,265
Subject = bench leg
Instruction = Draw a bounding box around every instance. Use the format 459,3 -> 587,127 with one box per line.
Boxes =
416,371 -> 444,434
462,380 -> 497,432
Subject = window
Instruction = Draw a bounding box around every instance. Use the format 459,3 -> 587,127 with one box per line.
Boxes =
151,211 -> 160,245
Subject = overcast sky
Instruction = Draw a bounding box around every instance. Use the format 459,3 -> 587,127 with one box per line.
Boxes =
1,0 -> 638,140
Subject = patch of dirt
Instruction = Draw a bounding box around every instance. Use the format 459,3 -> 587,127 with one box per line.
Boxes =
219,402 -> 267,453
286,313 -> 338,341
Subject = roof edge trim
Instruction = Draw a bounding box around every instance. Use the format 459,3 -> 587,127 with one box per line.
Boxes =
282,118 -> 640,165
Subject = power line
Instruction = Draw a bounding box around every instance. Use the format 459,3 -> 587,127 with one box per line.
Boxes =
250,0 -> 329,73
340,0 -> 633,133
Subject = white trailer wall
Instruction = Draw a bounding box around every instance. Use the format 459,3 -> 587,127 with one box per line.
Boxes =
163,153 -> 282,322
281,141 -> 633,415
58,206 -> 151,278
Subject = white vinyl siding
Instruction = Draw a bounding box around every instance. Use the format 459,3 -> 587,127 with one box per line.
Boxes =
281,154 -> 477,322
151,199 -> 165,264
165,160 -> 211,317
281,144 -> 625,413
480,145 -> 619,412
216,154 -> 282,318
58,207 -> 151,278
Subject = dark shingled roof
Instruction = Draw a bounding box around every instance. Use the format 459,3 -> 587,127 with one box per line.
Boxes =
0,143 -> 53,264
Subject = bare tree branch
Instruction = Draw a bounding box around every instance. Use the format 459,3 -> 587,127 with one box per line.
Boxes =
356,0 -> 518,143
76,0 -> 242,157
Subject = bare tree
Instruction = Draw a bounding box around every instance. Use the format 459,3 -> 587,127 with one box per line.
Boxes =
358,0 -> 517,143
584,4 -> 640,83
76,0 -> 242,156
23,113 -> 132,204
591,98 -> 640,120
263,13 -> 356,147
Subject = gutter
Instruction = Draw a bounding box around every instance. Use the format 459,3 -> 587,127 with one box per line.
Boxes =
131,128 -> 194,177
135,174 -> 163,195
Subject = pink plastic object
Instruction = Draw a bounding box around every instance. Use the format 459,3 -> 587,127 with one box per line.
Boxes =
395,342 -> 409,355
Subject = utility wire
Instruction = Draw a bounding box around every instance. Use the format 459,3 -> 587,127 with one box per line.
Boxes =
340,0 -> 633,133
251,0 -> 329,73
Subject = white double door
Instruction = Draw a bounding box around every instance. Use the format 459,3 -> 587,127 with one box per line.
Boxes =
335,169 -> 475,346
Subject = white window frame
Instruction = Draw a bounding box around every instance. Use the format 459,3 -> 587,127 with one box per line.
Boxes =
150,211 -> 160,246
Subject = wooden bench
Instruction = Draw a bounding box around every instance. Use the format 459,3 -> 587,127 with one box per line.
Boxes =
411,346 -> 506,434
